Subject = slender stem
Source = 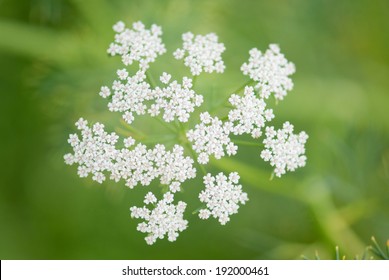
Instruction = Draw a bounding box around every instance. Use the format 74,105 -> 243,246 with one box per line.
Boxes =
386,240 -> 389,257
335,246 -> 340,260
145,70 -> 157,88
192,75 -> 198,88
232,139 -> 262,147
371,236 -> 387,259
119,119 -> 147,139
192,206 -> 204,215
141,134 -> 176,144
210,80 -> 254,113
155,117 -> 177,134
178,121 -> 187,133
189,147 -> 207,176
232,79 -> 254,95
183,140 -> 207,176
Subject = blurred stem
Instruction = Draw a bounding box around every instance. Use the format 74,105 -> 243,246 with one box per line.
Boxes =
141,134 -> 176,144
145,70 -> 157,88
119,119 -> 147,140
298,181 -> 366,256
370,236 -> 389,259
180,133 -> 207,176
232,139 -> 262,147
232,79 -> 254,95
192,75 -> 198,88
155,117 -> 178,134
210,80 -> 253,113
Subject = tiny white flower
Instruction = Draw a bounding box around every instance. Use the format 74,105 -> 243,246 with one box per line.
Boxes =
160,72 -> 171,84
117,68 -> 128,80
75,118 -> 88,130
229,172 -> 240,184
113,21 -> 125,33
144,192 -> 157,204
123,111 -> 134,124
63,153 -> 74,165
123,136 -> 135,148
163,192 -> 174,203
130,193 -> 188,245
173,48 -> 185,59
198,209 -> 210,220
169,182 -> 181,193
99,86 -> 111,98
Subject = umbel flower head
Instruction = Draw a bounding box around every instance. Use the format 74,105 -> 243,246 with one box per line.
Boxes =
64,20 -> 308,245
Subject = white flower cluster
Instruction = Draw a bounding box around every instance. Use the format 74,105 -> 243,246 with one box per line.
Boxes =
107,21 -> 166,70
130,192 -> 188,245
186,112 -> 237,164
65,20 -> 309,245
198,172 -> 248,225
228,86 -> 274,138
64,118 -> 196,192
241,44 -> 295,101
101,70 -> 203,124
174,32 -> 226,76
261,122 -> 308,177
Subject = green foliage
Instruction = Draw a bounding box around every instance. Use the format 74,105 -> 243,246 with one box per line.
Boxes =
0,0 -> 389,259
302,236 -> 389,260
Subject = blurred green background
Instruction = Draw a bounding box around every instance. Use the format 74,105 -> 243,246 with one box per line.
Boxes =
1,0 -> 388,259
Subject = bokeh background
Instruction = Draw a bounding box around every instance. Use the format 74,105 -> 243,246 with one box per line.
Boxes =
1,0 -> 388,259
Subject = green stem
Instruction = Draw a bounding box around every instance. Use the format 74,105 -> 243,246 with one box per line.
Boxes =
119,119 -> 147,140
145,70 -> 157,88
192,75 -> 198,88
184,141 -> 207,176
211,80 -> 254,113
178,121 -> 187,133
233,79 -> 254,95
370,237 -> 387,259
141,134 -> 176,144
232,139 -> 262,147
155,117 -> 177,134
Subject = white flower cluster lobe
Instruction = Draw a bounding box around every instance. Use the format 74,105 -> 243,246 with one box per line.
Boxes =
108,21 -> 166,70
261,122 -> 308,177
198,172 -> 248,225
64,119 -> 196,192
130,192 -> 188,245
241,44 -> 295,101
186,112 -> 237,164
228,86 -> 274,138
102,70 -> 203,124
174,32 -> 226,76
